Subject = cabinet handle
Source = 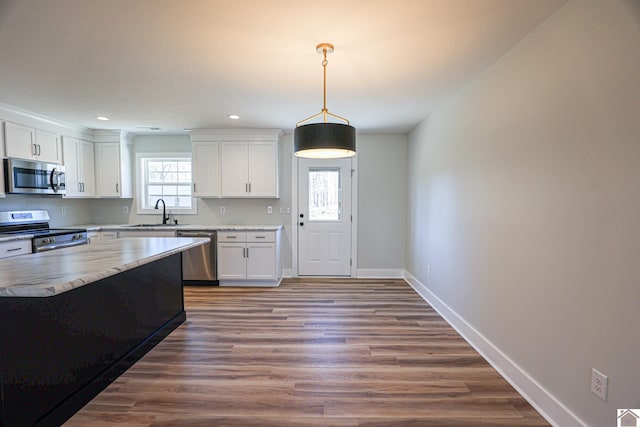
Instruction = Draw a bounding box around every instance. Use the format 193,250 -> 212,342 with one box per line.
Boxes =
32,143 -> 37,156
245,183 -> 248,193
255,236 -> 266,239
249,182 -> 252,193
246,247 -> 249,258
38,144 -> 42,155
116,183 -> 119,193
226,236 -> 237,239
7,247 -> 22,252
193,183 -> 197,193
82,182 -> 85,192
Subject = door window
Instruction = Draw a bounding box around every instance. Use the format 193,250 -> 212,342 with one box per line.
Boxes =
308,168 -> 341,221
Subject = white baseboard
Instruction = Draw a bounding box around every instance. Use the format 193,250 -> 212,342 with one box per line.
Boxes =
403,271 -> 586,427
357,268 -> 404,278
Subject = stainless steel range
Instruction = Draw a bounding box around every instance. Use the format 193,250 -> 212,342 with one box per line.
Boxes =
0,210 -> 88,253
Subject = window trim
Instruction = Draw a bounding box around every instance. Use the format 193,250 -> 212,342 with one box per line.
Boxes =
135,152 -> 198,215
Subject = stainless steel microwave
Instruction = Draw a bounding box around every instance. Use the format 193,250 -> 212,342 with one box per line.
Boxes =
3,158 -> 66,195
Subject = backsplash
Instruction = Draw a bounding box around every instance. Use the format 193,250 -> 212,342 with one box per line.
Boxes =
0,195 -> 93,227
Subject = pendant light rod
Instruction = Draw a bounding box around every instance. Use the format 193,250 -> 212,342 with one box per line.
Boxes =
296,43 -> 350,127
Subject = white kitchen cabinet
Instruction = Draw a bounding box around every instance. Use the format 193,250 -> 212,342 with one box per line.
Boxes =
0,239 -> 32,259
63,136 -> 95,197
35,129 -> 61,163
94,140 -> 133,198
217,230 -> 281,286
220,141 -> 278,197
190,129 -> 280,199
192,142 -> 220,197
3,122 -> 61,163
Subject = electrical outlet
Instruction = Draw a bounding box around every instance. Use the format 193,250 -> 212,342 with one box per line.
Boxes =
591,368 -> 608,401
220,206 -> 226,214
61,206 -> 66,216
279,207 -> 291,214
123,206 -> 129,214
267,206 -> 273,214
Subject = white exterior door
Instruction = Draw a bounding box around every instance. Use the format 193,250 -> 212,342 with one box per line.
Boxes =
298,158 -> 352,276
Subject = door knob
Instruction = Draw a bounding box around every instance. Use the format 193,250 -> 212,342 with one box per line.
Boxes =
299,222 -> 304,226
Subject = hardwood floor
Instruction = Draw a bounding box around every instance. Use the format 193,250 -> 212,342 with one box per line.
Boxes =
65,278 -> 549,426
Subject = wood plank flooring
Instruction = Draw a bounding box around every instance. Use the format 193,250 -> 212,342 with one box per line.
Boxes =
64,278 -> 549,426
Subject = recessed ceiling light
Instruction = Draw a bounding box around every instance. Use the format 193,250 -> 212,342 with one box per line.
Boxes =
228,114 -> 240,120
96,116 -> 109,121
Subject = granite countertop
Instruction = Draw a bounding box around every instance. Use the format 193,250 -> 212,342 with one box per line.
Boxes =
0,237 -> 208,298
0,233 -> 34,243
81,224 -> 284,232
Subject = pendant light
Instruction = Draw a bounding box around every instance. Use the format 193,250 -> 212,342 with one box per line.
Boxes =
294,43 -> 356,159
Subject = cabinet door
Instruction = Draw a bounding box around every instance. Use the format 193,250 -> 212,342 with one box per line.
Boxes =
78,140 -> 96,196
35,129 -> 61,163
0,240 -> 32,259
246,242 -> 276,279
220,142 -> 249,197
217,242 -> 247,279
62,137 -> 81,196
192,142 -> 220,197
4,122 -> 36,160
95,143 -> 121,196
248,142 -> 278,197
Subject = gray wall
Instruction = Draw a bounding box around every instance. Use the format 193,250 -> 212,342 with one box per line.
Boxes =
357,133 -> 406,271
405,1 -> 640,426
90,132 -> 407,273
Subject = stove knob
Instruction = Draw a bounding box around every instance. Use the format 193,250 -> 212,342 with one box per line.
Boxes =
50,237 -> 56,243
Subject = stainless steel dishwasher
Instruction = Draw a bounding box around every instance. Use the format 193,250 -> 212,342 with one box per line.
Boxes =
176,230 -> 218,285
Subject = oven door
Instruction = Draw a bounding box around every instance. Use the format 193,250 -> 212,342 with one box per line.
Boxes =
4,158 -> 66,195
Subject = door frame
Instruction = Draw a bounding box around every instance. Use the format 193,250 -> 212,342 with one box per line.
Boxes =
291,153 -> 358,277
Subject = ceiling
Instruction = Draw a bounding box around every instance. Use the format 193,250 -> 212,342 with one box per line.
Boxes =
0,0 -> 566,134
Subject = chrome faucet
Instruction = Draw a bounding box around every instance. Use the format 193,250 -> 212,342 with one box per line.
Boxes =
154,198 -> 170,224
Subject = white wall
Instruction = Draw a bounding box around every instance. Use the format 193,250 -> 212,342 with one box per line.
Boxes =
406,1 -> 640,426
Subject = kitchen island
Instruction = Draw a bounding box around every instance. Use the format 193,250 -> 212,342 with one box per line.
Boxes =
0,237 -> 208,426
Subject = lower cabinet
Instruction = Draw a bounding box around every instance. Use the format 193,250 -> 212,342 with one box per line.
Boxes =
0,240 -> 32,259
217,230 -> 281,287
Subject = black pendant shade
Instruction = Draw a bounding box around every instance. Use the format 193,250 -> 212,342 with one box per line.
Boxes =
294,122 -> 356,159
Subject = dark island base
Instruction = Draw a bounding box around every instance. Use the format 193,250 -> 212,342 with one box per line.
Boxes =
0,253 -> 185,427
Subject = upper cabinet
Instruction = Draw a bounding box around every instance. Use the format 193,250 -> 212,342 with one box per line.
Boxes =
94,131 -> 133,198
62,136 -> 95,198
192,141 -> 220,197
190,129 -> 280,199
3,122 -> 61,164
220,141 -> 278,197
